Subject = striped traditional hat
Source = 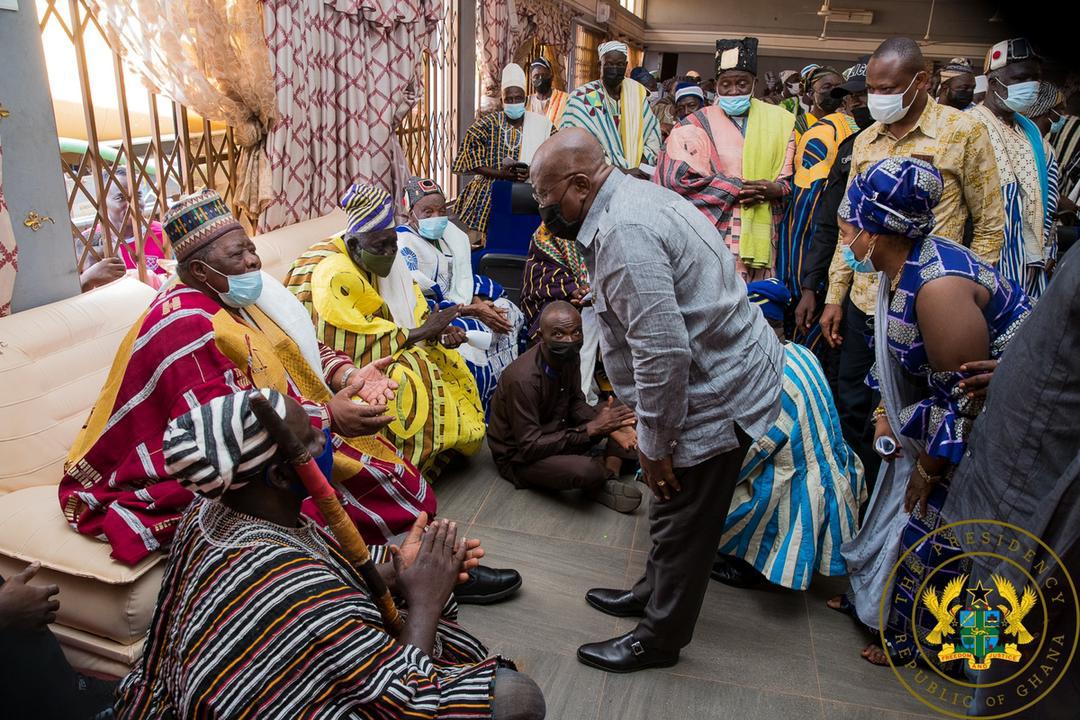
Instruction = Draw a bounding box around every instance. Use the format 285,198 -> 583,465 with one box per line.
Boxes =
163,189 -> 243,261
162,389 -> 286,498
341,183 -> 394,233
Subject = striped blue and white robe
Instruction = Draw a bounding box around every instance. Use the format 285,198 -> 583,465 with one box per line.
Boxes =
719,342 -> 866,590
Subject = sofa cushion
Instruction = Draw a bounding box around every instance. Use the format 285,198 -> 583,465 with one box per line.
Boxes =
0,485 -> 163,644
51,624 -> 144,678
255,210 -> 346,281
0,276 -> 157,494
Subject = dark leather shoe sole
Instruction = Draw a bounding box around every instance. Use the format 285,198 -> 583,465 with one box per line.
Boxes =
576,648 -> 679,673
585,594 -> 646,618
454,575 -> 523,605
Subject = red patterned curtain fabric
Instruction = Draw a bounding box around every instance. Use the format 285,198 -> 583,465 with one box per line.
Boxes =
259,0 -> 442,232
478,0 -> 576,111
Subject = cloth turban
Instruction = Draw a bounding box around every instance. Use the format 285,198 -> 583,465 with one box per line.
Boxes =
675,83 -> 704,102
404,176 -> 443,211
630,66 -> 653,84
341,183 -> 394,233
1029,82 -> 1063,118
779,70 -> 798,85
163,389 -> 286,498
502,63 -> 526,91
716,37 -> 759,76
746,279 -> 790,323
164,189 -> 244,261
939,57 -> 974,83
839,157 -> 943,241
598,40 -> 629,59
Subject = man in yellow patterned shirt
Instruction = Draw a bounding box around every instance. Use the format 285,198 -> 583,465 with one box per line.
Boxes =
818,37 -> 1004,490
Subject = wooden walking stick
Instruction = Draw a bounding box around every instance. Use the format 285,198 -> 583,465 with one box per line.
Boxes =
249,391 -> 405,637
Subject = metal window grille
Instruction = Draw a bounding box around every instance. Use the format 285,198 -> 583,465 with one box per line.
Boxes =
572,23 -> 603,90
36,0 -> 249,282
395,0 -> 460,197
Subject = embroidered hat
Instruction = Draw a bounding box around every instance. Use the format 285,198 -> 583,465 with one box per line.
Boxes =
715,37 -> 759,76
164,189 -> 244,261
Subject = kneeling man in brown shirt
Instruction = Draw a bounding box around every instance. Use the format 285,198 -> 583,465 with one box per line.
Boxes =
487,301 -> 642,512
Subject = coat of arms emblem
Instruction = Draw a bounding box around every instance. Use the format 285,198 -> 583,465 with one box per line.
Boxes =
921,574 -> 1038,670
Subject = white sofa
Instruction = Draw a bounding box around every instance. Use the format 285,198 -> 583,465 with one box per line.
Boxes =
0,210 -> 346,676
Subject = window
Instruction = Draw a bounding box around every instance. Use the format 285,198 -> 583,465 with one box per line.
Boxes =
36,0 -> 248,280
619,0 -> 645,18
395,0 -> 460,196
572,23 -> 604,89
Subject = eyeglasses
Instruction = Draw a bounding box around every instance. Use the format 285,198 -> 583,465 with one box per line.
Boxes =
532,173 -> 578,206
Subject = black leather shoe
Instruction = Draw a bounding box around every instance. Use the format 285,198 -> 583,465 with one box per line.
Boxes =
453,566 -> 522,605
710,554 -> 765,589
577,633 -> 679,673
585,588 -> 646,617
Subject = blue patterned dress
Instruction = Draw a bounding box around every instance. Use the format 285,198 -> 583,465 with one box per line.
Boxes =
870,236 -> 1031,464
863,236 -> 1031,658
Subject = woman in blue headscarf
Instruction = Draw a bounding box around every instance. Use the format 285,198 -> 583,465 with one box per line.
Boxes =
832,157 -> 1032,665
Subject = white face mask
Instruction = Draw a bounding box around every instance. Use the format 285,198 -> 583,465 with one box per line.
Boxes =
867,73 -> 921,125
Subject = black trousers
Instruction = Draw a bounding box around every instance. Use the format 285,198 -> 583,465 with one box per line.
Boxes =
835,300 -> 881,494
630,426 -> 752,651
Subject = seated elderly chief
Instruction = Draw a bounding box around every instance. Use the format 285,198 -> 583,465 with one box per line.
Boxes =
59,189 -> 433,566
487,302 -> 642,513
396,176 -> 526,408
285,184 -> 487,477
113,390 -> 546,720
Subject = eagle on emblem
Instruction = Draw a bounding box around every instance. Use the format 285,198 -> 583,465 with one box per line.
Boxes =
991,573 -> 1038,644
921,574 -> 968,644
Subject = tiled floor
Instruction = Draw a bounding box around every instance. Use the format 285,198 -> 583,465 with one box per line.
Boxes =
439,444 -> 938,720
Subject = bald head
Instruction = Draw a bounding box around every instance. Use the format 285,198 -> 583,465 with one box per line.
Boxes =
530,128 -> 614,241
538,300 -> 583,366
872,37 -> 925,75
531,128 -> 608,190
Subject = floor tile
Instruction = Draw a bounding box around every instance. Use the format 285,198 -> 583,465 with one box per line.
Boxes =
821,699 -> 938,719
471,467 -> 642,549
457,526 -> 631,655
433,446 -> 498,524
614,578 -> 819,696
600,670 -> 823,720
492,645 -> 608,720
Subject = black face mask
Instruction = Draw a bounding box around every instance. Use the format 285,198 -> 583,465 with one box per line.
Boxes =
538,182 -> 584,240
851,105 -> 874,130
946,89 -> 974,109
817,93 -> 843,114
534,77 -> 552,94
547,340 -> 583,363
602,66 -> 624,87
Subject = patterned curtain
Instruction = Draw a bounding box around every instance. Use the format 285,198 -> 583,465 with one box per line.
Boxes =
0,134 -> 16,316
259,0 -> 442,232
478,0 -> 577,111
85,0 -> 277,215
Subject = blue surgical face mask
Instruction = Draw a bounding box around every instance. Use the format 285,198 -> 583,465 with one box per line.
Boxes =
504,103 -> 526,120
205,264 -> 263,307
995,78 -> 1039,114
1049,113 -> 1067,135
718,93 -> 752,116
841,230 -> 877,273
418,215 -> 449,240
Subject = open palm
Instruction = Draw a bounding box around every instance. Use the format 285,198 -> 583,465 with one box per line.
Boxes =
352,356 -> 399,405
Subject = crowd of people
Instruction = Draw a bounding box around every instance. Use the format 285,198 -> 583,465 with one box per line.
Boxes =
4,29 -> 1079,720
